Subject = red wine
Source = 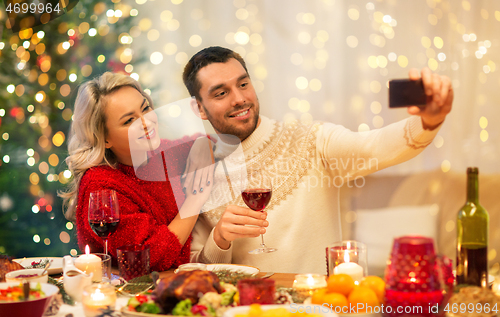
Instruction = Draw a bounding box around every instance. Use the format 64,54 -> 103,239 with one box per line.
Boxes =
89,219 -> 120,238
242,189 -> 272,211
456,244 -> 488,286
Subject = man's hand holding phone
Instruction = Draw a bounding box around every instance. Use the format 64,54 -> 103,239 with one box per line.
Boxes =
389,67 -> 453,130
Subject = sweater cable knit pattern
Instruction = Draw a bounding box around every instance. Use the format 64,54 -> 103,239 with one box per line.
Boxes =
200,120 -> 320,222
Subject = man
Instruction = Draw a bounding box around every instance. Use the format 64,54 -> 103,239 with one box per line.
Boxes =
183,46 -> 452,274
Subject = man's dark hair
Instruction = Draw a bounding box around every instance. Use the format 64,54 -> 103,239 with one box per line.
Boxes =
183,46 -> 249,100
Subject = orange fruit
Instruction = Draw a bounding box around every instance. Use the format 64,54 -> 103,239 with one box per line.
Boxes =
347,286 -> 380,313
359,276 -> 386,302
311,288 -> 328,305
327,274 -> 355,296
320,292 -> 348,310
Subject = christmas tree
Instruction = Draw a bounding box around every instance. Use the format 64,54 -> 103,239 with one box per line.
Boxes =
0,0 -> 140,257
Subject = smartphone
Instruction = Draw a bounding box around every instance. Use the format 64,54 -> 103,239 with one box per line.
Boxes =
388,79 -> 427,108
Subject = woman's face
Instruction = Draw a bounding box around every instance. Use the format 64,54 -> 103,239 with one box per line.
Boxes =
104,86 -> 160,166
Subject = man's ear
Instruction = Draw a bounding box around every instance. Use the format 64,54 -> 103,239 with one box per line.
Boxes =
189,97 -> 208,120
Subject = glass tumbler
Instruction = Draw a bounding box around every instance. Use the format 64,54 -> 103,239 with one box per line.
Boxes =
326,240 -> 368,283
117,244 -> 150,281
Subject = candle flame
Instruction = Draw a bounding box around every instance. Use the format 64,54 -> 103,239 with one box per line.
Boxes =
85,245 -> 90,255
307,275 -> 315,286
91,289 -> 105,301
408,272 -> 418,283
344,252 -> 350,263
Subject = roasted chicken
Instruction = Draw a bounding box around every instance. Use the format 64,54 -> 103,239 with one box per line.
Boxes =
153,270 -> 223,313
0,255 -> 24,282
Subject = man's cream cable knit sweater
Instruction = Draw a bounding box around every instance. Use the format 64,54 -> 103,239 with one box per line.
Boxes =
190,115 -> 440,274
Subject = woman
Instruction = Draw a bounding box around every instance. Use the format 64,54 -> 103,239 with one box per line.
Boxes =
60,72 -> 212,271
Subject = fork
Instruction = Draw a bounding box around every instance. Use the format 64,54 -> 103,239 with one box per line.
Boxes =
260,272 -> 274,279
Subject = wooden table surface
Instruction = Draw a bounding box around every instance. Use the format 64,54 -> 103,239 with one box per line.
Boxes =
159,271 -> 296,288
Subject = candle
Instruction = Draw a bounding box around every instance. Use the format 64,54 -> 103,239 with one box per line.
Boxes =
293,274 -> 327,297
82,283 -> 116,317
74,245 -> 102,282
334,262 -> 364,283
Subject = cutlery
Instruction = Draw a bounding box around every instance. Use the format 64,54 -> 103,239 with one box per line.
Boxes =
260,272 -> 274,279
41,261 -> 51,276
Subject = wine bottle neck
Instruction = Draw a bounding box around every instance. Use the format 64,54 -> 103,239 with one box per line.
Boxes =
466,172 -> 479,204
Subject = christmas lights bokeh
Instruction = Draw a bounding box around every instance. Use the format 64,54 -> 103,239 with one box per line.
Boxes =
0,0 -> 141,257
1,0 -> 500,267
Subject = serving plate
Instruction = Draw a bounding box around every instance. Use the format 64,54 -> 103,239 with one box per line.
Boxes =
207,264 -> 260,276
223,304 -> 338,317
13,257 -> 63,275
174,263 -> 260,276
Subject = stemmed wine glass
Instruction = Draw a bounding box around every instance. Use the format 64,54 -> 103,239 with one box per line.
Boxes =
88,189 -> 120,255
241,167 -> 277,254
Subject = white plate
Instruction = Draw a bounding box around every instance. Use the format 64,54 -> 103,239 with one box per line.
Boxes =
13,257 -> 63,275
223,304 -> 338,317
207,263 -> 260,276
174,263 -> 260,275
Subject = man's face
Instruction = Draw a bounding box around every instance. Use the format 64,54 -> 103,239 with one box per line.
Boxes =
195,58 -> 260,141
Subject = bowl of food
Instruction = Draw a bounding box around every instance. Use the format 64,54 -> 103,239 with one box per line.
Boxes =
0,282 -> 59,317
5,269 -> 48,284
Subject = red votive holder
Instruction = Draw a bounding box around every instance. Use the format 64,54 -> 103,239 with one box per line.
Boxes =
237,279 -> 275,305
384,236 -> 452,317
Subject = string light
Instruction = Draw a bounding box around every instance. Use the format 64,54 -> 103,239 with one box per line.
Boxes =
0,0 -> 498,263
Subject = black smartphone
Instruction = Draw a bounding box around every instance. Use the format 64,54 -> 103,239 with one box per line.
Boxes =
388,79 -> 427,108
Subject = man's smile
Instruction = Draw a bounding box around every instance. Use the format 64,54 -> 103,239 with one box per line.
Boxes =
229,107 -> 251,119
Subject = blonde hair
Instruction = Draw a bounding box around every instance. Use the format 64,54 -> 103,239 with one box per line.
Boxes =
59,72 -> 153,222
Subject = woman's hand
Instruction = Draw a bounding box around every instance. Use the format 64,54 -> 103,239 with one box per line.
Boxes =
170,161 -> 215,244
182,136 -> 215,195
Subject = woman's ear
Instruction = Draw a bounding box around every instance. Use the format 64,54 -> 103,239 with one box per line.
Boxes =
105,139 -> 112,149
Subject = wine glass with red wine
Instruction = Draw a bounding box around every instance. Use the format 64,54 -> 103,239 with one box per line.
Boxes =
88,189 -> 120,255
241,167 -> 277,254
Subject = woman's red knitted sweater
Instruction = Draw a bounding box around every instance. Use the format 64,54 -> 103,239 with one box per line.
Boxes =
76,138 -> 194,271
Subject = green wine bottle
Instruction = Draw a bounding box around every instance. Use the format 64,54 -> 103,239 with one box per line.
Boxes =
456,167 -> 489,287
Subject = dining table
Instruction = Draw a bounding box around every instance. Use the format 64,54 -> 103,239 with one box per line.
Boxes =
52,271 -> 297,317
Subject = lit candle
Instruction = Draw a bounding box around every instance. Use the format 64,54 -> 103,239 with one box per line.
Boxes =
333,252 -> 364,283
293,274 -> 327,296
82,283 -> 116,317
74,245 -> 102,282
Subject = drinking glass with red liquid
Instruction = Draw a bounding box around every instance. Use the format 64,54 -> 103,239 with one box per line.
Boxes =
88,189 -> 120,255
241,167 -> 276,254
